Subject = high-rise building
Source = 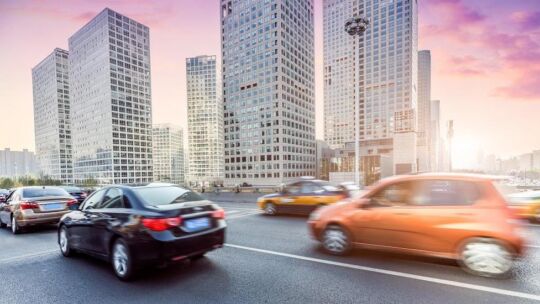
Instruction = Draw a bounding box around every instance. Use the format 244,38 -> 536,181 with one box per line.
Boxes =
152,124 -> 184,184
0,148 -> 39,178
69,8 -> 153,185
323,0 -> 355,149
323,0 -> 418,178
221,0 -> 316,186
32,48 -> 73,183
186,55 -> 223,186
417,50 -> 431,171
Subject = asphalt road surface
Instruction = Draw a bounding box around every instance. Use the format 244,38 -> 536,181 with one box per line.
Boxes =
1,200 -> 540,304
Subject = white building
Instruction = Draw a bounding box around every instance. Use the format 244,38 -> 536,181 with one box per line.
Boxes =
152,124 -> 184,184
323,0 -> 418,178
0,148 -> 39,178
417,50 -> 431,171
221,0 -> 316,186
32,48 -> 73,183
186,56 -> 224,186
69,8 -> 153,185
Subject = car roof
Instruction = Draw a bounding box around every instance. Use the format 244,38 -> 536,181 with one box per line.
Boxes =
378,172 -> 507,184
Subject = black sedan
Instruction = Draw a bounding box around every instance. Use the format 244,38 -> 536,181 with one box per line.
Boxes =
57,184 -> 226,280
59,186 -> 87,205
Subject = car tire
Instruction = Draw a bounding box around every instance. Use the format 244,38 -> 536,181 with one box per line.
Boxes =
111,238 -> 135,281
322,225 -> 351,256
263,202 -> 277,216
458,237 -> 514,278
11,216 -> 21,234
58,226 -> 74,257
0,218 -> 6,228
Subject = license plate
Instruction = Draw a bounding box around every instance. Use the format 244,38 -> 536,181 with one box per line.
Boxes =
184,217 -> 210,232
41,203 -> 64,211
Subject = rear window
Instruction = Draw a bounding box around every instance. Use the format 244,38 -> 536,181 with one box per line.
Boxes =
62,186 -> 82,192
23,188 -> 70,198
134,186 -> 204,206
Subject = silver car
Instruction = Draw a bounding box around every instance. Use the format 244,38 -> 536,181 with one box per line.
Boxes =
0,186 -> 77,234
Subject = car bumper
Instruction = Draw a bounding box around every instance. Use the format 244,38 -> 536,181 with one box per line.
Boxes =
16,210 -> 69,227
130,226 -> 226,265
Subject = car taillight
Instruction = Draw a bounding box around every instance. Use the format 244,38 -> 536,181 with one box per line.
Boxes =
142,217 -> 183,231
20,201 -> 39,210
67,199 -> 78,207
212,209 -> 225,219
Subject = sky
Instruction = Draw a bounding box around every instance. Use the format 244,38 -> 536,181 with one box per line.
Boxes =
0,0 -> 539,169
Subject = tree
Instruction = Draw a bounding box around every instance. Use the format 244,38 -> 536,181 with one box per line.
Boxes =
82,178 -> 98,187
0,178 -> 15,189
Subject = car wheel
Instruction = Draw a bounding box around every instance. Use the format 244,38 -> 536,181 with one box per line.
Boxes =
58,226 -> 74,257
0,217 -> 6,228
322,225 -> 350,255
112,238 -> 135,281
11,216 -> 21,234
459,237 -> 514,278
264,202 -> 277,216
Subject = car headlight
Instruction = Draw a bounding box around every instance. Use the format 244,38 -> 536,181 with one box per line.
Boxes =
257,197 -> 265,203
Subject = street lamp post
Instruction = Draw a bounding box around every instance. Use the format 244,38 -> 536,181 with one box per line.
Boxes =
345,16 -> 369,186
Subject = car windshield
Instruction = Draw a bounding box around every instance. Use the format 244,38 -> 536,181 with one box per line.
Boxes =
134,186 -> 204,206
22,187 -> 70,198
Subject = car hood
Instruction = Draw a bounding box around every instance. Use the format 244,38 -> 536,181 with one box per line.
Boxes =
262,193 -> 281,199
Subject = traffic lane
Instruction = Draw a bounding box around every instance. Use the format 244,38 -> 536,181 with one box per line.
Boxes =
0,203 -> 256,260
0,246 -> 535,304
225,213 -> 540,295
0,224 -> 58,259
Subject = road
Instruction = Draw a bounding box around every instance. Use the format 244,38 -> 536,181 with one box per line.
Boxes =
1,200 -> 540,304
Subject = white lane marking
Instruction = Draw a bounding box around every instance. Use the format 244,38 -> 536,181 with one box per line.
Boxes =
225,244 -> 540,302
0,249 -> 58,264
227,210 -> 263,220
526,245 -> 540,249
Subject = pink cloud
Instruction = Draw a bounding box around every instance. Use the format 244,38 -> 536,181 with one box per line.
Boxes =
511,11 -> 540,31
421,0 -> 540,101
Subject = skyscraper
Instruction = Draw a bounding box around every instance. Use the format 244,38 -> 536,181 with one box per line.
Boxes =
186,56 -> 223,186
69,8 -> 152,185
323,0 -> 418,177
152,124 -> 185,184
323,0 -> 355,149
221,0 -> 316,185
32,48 -> 73,183
417,50 -> 431,171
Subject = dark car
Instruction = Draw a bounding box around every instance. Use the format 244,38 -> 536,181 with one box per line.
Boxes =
57,184 -> 226,280
0,189 -> 9,203
59,186 -> 87,206
0,186 -> 77,234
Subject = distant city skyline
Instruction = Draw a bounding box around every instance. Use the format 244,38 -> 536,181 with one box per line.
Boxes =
1,0 -> 540,170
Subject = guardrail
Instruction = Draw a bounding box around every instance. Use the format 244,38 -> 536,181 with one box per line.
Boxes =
193,186 -> 280,194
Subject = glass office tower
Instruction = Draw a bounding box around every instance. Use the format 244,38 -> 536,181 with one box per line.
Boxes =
69,8 -> 152,184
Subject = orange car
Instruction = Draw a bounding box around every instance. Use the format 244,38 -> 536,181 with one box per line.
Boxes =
308,173 -> 525,277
